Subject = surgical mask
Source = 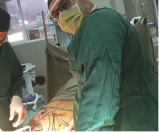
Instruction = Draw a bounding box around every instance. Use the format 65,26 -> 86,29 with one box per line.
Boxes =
58,0 -> 88,34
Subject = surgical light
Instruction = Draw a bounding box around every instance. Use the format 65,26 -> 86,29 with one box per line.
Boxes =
8,32 -> 23,42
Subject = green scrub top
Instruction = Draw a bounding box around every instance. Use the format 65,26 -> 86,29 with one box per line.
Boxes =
67,8 -> 158,131
0,41 -> 23,131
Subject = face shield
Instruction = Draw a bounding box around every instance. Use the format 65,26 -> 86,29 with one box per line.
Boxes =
45,0 -> 72,24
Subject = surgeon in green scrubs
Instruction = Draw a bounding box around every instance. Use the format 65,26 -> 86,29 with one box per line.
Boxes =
0,8 -> 27,131
47,0 -> 158,131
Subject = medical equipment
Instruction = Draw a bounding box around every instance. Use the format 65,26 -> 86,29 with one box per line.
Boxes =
33,75 -> 45,86
130,16 -> 141,25
22,63 -> 44,111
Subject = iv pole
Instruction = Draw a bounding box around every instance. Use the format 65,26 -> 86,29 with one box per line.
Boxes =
41,11 -> 48,44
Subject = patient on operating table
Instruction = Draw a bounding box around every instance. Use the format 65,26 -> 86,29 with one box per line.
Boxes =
28,78 -> 77,131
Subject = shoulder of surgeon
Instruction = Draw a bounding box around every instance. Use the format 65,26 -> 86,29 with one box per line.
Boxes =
68,7 -> 124,60
71,7 -> 126,42
76,7 -> 122,33
69,7 -> 125,48
1,41 -> 18,62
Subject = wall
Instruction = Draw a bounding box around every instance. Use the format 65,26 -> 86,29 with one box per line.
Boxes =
90,0 -> 125,15
115,0 -> 125,15
12,38 -> 52,99
12,38 -> 54,78
91,0 -> 111,8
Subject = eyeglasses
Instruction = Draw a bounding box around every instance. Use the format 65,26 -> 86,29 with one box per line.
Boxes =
49,0 -> 72,23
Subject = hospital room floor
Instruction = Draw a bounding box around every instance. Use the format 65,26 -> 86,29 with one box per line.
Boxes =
22,99 -> 45,127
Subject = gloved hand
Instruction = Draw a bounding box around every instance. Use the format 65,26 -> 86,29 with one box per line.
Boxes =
63,118 -> 74,132
9,96 -> 27,127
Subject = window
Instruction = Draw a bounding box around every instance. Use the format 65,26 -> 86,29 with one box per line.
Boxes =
26,25 -> 51,41
0,0 -> 53,45
8,32 -> 23,42
20,0 -> 49,26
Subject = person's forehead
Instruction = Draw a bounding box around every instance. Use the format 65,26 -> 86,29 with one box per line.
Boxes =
49,0 -> 60,12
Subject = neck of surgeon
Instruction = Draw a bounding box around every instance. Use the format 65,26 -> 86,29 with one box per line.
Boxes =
90,3 -> 98,14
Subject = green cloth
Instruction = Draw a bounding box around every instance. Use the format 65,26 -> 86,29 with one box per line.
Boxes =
0,41 -> 24,131
67,8 -> 158,131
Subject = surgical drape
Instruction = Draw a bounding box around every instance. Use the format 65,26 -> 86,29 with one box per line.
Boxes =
134,17 -> 158,76
67,8 -> 158,131
45,42 -> 73,104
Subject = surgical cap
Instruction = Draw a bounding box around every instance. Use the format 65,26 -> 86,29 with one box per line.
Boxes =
48,0 -> 53,8
0,8 -> 10,32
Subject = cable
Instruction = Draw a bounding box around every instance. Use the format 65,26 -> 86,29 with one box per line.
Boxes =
44,108 -> 51,131
53,109 -> 57,131
53,113 -> 55,131
56,114 -> 60,131
41,106 -> 73,112
38,106 -> 73,131
38,110 -> 46,130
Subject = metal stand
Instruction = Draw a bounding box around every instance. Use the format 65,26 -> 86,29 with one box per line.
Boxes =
22,63 -> 44,111
42,11 -> 48,43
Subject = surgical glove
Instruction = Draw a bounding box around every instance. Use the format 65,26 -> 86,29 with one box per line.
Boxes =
9,96 -> 27,127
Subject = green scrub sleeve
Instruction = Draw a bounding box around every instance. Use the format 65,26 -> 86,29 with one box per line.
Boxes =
68,8 -> 126,130
76,53 -> 122,131
10,50 -> 24,99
